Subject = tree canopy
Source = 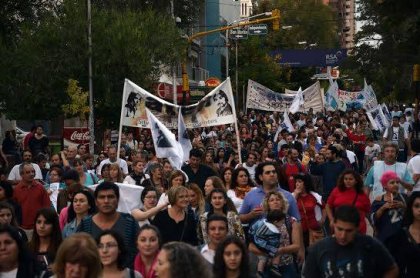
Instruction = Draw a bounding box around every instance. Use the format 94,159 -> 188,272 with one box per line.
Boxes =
0,0 -> 189,127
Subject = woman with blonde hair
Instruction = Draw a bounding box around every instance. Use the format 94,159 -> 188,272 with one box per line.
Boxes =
187,183 -> 205,221
53,232 -> 102,278
108,163 -> 124,183
250,191 -> 301,277
152,186 -> 198,245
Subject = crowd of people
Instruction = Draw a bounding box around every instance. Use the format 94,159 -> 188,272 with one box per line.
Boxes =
0,105 -> 420,277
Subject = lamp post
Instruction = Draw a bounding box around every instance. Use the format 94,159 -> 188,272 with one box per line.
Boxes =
87,0 -> 94,155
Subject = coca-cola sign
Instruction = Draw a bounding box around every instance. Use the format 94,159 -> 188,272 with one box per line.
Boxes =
63,127 -> 90,147
70,130 -> 90,141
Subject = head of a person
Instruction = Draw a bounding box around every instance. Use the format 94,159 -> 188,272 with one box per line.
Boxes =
213,90 -> 228,107
67,146 -> 77,160
222,167 -> 233,186
189,149 -> 203,168
96,230 -> 126,270
82,154 -> 94,168
156,241 -> 212,278
98,151 -> 108,162
231,167 -> 251,190
209,189 -> 228,215
204,150 -> 214,164
53,233 -> 102,278
204,176 -> 225,196
380,171 -> 400,194
206,214 -> 228,247
0,225 -> 32,274
0,201 -> 18,226
337,169 -> 364,193
101,163 -> 111,180
287,148 -> 299,162
49,166 -> 63,184
136,224 -> 162,258
36,153 -> 48,169
140,186 -> 159,210
411,139 -> 420,154
107,146 -> 117,162
162,160 -> 173,177
392,116 -> 400,127
366,137 -> 374,147
246,152 -> 256,166
67,190 -> 96,223
50,153 -> 61,167
293,173 -> 314,194
35,125 -> 44,135
149,163 -> 163,180
62,169 -> 80,188
263,191 -> 289,214
187,183 -> 204,209
168,170 -> 186,190
383,141 -> 398,163
19,162 -> 35,183
108,163 -> 123,182
167,185 -> 189,209
255,162 -> 278,188
403,191 -> 420,226
213,236 -> 249,278
30,208 -> 62,257
266,209 -> 286,224
77,144 -> 87,155
0,181 -> 13,201
94,182 -> 120,215
72,158 -> 85,174
326,145 -> 339,161
333,205 -> 360,246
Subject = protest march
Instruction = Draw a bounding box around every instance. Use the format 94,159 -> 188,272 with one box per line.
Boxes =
1,77 -> 419,278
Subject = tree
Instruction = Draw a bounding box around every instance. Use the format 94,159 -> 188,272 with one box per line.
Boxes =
62,79 -> 90,122
342,0 -> 420,101
0,0 -> 187,128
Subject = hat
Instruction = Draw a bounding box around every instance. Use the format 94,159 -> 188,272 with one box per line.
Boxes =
380,171 -> 400,188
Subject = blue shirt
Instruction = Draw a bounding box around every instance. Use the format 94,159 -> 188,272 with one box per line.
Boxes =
239,186 -> 301,225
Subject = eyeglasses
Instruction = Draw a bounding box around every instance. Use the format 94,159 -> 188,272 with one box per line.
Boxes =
98,243 -> 118,250
264,170 -> 277,175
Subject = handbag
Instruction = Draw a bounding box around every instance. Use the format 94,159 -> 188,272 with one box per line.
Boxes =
300,199 -> 325,246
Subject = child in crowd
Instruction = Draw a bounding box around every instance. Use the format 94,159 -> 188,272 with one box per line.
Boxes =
249,209 -> 285,277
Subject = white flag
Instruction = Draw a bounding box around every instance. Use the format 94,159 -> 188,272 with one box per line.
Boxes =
146,109 -> 183,169
280,110 -> 295,133
289,87 -> 304,114
178,107 -> 192,163
325,80 -> 339,111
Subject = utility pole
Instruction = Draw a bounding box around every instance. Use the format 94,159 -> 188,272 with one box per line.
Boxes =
87,0 -> 94,154
170,0 -> 177,105
235,40 -> 239,110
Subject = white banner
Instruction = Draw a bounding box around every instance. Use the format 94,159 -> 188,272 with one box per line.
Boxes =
121,78 -> 236,129
246,80 -> 323,112
367,105 -> 389,131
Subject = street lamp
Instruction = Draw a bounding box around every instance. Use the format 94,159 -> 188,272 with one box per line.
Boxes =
87,0 -> 94,155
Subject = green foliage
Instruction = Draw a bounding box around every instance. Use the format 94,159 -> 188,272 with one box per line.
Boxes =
342,0 -> 420,101
62,79 -> 90,121
0,0 -> 187,126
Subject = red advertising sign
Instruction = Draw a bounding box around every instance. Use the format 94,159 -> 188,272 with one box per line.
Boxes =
63,127 -> 90,148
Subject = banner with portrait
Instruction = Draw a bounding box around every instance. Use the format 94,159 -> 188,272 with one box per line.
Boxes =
246,80 -> 323,112
120,78 -> 236,129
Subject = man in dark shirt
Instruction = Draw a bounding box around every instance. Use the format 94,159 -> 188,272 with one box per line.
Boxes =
310,144 -> 346,201
303,205 -> 399,278
78,182 -> 139,267
182,149 -> 217,192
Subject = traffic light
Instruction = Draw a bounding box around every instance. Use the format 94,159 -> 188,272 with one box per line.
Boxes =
272,9 -> 280,31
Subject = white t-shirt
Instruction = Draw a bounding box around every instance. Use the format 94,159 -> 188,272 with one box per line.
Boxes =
407,155 -> 420,191
365,144 -> 381,159
237,162 -> 256,180
346,150 -> 357,164
0,268 -> 18,278
8,163 -> 43,181
96,158 -> 128,176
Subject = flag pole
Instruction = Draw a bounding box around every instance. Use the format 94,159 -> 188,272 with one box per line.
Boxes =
117,80 -> 128,160
228,77 -> 242,165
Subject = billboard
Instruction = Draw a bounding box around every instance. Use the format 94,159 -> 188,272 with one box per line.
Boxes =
273,49 -> 347,67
